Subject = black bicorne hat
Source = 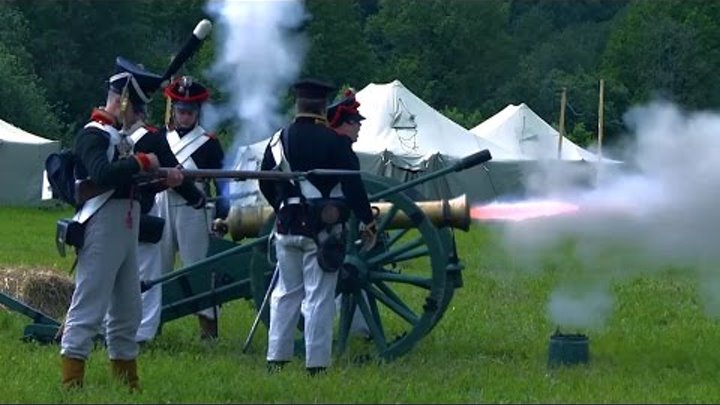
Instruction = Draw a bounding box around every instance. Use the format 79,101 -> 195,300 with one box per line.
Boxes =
109,57 -> 164,107
327,88 -> 365,127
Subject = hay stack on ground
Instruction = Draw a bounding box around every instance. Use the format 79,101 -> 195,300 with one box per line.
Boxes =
0,267 -> 73,320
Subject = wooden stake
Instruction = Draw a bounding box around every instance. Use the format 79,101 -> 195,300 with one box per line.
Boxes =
558,87 -> 567,159
164,90 -> 172,127
164,54 -> 176,127
597,79 -> 605,162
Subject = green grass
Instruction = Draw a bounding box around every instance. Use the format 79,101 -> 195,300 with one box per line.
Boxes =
0,205 -> 76,270
2,206 -> 720,403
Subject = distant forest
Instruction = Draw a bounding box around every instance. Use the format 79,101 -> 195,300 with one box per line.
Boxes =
1,0 -> 716,153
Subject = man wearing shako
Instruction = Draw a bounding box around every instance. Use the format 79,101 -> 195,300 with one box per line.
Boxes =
60,57 -> 174,390
151,76 -> 229,340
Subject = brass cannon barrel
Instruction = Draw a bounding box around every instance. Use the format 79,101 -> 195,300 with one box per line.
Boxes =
222,194 -> 470,241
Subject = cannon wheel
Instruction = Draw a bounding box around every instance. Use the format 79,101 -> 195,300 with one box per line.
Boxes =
336,173 -> 456,362
248,173 -> 458,362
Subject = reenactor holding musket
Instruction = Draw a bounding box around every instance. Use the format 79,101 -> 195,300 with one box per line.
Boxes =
259,79 -> 378,376
60,57 -> 171,390
58,19 -> 215,390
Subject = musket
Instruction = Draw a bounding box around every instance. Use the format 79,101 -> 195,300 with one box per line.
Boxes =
143,167 -> 365,183
74,168 -> 364,206
75,149 -> 494,205
157,148 -> 493,185
74,180 -> 112,207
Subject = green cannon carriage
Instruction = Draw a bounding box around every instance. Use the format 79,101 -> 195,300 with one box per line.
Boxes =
3,149 -> 491,363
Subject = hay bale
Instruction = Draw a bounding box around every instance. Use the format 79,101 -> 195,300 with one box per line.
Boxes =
0,267 -> 74,320
0,268 -> 24,298
22,271 -> 74,320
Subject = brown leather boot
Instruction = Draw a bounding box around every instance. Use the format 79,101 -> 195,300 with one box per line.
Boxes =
111,358 -> 140,391
61,356 -> 85,389
198,315 -> 218,340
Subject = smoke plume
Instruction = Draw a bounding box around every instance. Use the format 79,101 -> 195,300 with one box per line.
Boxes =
202,0 -> 309,206
498,101 -> 720,328
203,0 -> 309,166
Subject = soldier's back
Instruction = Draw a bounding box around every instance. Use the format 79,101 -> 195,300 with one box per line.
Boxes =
285,119 -> 342,171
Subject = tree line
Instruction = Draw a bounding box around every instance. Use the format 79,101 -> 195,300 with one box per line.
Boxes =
0,0 -> 716,154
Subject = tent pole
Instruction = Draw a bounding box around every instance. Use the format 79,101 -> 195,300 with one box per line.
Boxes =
557,87 -> 566,159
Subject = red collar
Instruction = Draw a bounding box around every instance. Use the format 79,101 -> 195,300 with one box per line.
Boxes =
90,108 -> 121,129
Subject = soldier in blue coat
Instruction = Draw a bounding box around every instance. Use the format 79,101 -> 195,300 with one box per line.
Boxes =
259,79 -> 377,375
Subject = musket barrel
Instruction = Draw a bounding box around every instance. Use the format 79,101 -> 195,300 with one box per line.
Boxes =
149,168 -> 364,182
178,169 -> 299,181
222,194 -> 470,241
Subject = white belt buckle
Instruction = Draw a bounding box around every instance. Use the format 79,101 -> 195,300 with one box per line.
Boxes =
279,197 -> 302,210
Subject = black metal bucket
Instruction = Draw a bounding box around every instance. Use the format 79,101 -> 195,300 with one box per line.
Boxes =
548,331 -> 589,367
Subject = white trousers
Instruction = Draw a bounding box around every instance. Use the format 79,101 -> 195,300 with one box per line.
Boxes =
134,203 -> 164,342
156,189 -> 217,320
61,199 -> 141,360
267,233 -> 338,368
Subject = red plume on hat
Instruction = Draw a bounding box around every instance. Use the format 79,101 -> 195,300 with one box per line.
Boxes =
327,87 -> 365,127
164,76 -> 210,104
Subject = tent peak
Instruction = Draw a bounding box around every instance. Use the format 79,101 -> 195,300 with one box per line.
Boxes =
0,118 -> 56,145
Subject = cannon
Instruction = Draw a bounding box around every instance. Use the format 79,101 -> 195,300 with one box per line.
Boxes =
0,291 -> 62,344
14,149 -> 491,363
221,193 -> 471,241
149,149 -> 491,362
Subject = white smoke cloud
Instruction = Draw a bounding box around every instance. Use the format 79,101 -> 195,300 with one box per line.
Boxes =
202,0 -> 309,207
203,0 -> 309,168
498,101 -> 720,328
548,284 -> 614,331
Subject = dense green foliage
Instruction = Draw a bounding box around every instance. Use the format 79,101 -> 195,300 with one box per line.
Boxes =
0,0 -> 716,151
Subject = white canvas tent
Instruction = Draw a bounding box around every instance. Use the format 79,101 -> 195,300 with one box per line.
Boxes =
355,80 -> 520,165
470,103 -> 616,162
227,83 -> 614,207
230,80 -> 521,206
0,119 -> 59,205
354,80 -> 529,202
469,103 -> 624,196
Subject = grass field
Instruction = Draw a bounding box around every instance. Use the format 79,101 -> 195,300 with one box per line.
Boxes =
1,205 -> 720,403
